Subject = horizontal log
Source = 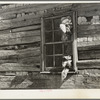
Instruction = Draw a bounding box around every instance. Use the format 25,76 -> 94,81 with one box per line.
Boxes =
0,59 -> 17,64
0,35 -> 40,46
0,30 -> 40,39
0,63 -> 40,71
77,41 -> 100,47
74,4 -> 100,13
0,13 -> 16,20
0,41 -> 40,50
0,18 -> 41,30
19,56 -> 40,64
77,59 -> 100,69
0,47 -> 40,60
0,4 -> 72,24
78,8 -> 100,17
78,45 -> 100,51
0,4 -> 61,18
12,25 -> 40,32
78,25 -> 100,37
18,48 -> 40,59
78,50 -> 95,60
78,24 -> 100,33
0,56 -> 40,65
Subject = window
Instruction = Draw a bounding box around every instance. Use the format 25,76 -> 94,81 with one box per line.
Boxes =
41,11 -> 78,72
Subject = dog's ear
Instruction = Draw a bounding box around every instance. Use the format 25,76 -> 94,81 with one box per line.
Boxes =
62,57 -> 67,62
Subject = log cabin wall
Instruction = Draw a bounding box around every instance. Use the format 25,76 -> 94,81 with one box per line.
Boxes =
0,4 -> 68,89
0,3 -> 100,89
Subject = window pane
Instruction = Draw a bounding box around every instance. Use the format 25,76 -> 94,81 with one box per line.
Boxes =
54,18 -> 61,30
55,56 -> 62,67
54,31 -> 62,42
46,56 -> 53,67
45,44 -> 53,55
64,42 -> 72,55
54,43 -> 62,54
44,19 -> 52,31
45,31 -> 53,43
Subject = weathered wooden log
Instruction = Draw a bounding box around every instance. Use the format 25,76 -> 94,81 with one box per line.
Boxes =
0,18 -> 41,30
0,59 -> 18,64
0,41 -> 40,50
78,45 -> 100,51
0,4 -> 61,15
78,50 -> 96,60
0,47 -> 40,60
19,56 -> 40,64
77,41 -> 100,47
0,63 -> 40,71
0,13 -> 16,20
0,30 -> 40,39
77,59 -> 100,69
78,30 -> 100,37
12,25 -> 40,32
0,35 -> 40,46
78,24 -> 100,32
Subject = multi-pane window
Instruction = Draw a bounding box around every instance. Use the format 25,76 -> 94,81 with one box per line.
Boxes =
41,12 -> 77,71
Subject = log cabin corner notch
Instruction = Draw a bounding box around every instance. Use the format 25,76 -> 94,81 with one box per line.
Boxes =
41,11 -> 78,73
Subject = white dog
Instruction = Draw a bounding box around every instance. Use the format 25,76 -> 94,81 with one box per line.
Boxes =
61,55 -> 72,81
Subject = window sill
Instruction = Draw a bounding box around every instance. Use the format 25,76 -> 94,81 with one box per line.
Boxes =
40,71 -> 78,75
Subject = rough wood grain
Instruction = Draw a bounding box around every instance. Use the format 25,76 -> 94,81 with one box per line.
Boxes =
0,63 -> 40,71
0,4 -> 62,15
0,18 -> 41,30
78,45 -> 100,51
0,47 -> 40,60
0,30 -> 40,39
77,41 -> 100,47
78,24 -> 100,33
12,25 -> 40,33
78,50 -> 96,60
0,35 -> 40,46
77,59 -> 100,69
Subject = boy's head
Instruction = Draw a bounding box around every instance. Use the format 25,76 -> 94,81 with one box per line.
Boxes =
61,16 -> 71,24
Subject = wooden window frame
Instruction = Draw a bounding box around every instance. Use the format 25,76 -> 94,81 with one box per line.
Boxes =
41,11 -> 78,72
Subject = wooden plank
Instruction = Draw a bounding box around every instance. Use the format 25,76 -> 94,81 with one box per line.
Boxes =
0,41 -> 40,50
78,50 -> 96,60
73,4 -> 100,17
0,59 -> 17,64
78,45 -> 100,51
78,30 -> 100,37
0,4 -> 62,16
0,30 -> 40,39
0,63 -> 40,71
0,18 -> 41,30
0,13 -> 16,20
77,59 -> 100,69
0,4 -> 72,24
0,56 -> 40,65
12,25 -> 40,33
0,35 -> 40,46
0,47 -> 40,60
77,41 -> 100,47
78,8 -> 100,17
18,47 -> 40,58
78,24 -> 100,32
19,56 -> 40,64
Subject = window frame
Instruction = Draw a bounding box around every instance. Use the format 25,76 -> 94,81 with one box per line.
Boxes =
41,11 -> 78,72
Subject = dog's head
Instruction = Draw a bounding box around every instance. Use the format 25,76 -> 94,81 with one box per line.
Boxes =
62,55 -> 72,69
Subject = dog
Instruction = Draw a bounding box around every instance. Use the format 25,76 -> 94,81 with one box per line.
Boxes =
61,55 -> 72,81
